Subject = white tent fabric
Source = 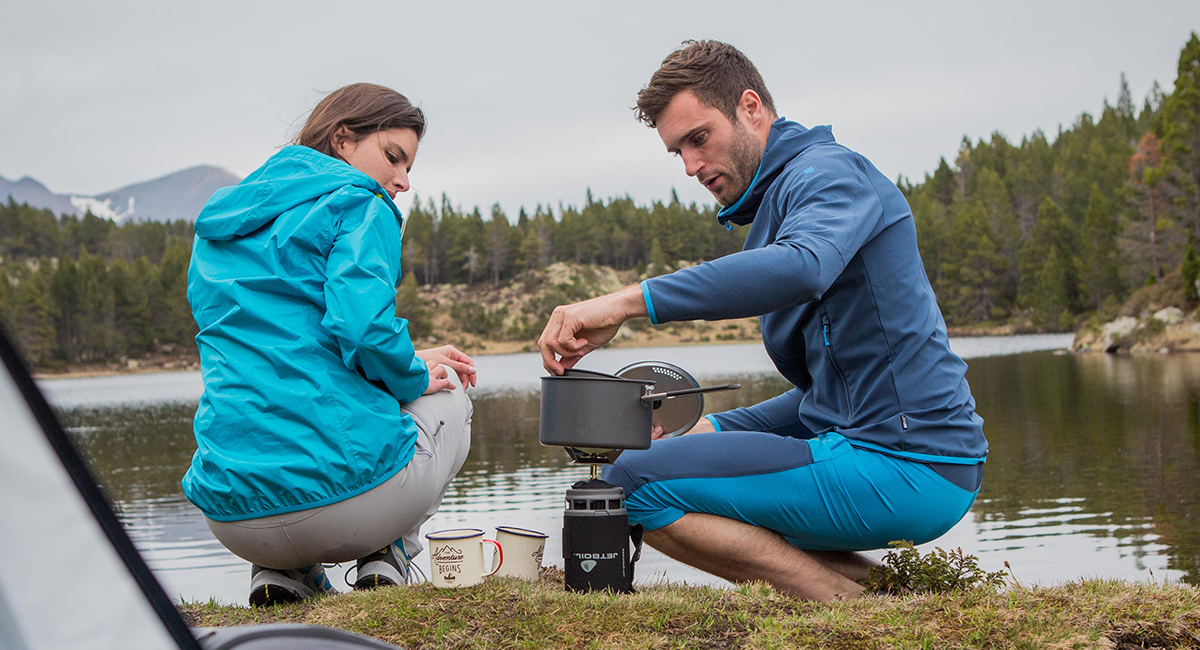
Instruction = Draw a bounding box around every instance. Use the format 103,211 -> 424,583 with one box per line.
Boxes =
0,359 -> 178,649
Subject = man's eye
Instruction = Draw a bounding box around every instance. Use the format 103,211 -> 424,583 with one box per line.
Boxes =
694,133 -> 707,146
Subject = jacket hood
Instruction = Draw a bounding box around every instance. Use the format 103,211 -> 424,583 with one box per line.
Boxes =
717,119 -> 836,228
194,145 -> 402,241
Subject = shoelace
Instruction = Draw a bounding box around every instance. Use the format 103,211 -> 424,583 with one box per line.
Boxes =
339,552 -> 428,586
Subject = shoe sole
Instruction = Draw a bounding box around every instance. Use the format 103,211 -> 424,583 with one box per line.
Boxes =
353,560 -> 404,590
249,568 -> 322,607
353,573 -> 399,590
249,582 -> 304,608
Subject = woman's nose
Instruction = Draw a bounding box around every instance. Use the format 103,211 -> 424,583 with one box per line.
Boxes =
394,169 -> 410,194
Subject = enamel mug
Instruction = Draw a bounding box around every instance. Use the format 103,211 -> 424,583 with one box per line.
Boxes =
425,528 -> 502,588
494,526 -> 548,580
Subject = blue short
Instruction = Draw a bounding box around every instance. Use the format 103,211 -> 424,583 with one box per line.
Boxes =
602,431 -> 979,552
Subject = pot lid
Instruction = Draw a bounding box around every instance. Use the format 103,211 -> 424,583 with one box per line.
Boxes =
551,367 -> 654,384
615,361 -> 703,437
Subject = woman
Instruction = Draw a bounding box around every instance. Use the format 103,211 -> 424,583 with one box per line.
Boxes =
184,83 -> 476,607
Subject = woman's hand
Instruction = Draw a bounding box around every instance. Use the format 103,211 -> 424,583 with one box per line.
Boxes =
422,360 -> 454,395
417,345 -> 477,389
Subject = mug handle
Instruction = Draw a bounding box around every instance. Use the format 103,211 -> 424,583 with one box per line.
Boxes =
484,539 -> 503,576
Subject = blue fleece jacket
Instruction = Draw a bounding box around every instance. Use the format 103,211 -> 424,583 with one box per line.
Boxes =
183,145 -> 429,521
642,119 -> 986,464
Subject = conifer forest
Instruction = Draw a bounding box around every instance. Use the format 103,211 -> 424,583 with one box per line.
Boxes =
2,35 -> 1199,369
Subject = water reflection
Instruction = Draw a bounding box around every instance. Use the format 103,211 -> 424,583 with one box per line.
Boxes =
969,352 -> 1200,583
53,339 -> 1199,604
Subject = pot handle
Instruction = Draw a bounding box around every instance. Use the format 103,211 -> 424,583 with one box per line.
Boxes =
640,384 -> 741,403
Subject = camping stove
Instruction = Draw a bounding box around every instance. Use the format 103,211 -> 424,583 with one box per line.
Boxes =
538,361 -> 738,593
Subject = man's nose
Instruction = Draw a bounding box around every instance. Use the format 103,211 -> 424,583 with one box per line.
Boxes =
682,151 -> 703,177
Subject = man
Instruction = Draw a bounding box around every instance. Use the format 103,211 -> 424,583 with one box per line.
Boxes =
537,40 -> 986,601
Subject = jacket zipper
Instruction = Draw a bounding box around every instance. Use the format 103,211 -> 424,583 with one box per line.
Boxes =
822,315 -> 852,411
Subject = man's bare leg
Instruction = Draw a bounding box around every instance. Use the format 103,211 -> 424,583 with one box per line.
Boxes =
806,550 -> 881,582
644,513 -> 865,601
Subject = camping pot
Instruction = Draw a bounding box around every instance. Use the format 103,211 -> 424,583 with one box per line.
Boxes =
539,367 -> 739,451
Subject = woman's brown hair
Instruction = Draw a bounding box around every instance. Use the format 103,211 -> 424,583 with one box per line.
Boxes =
295,83 -> 426,158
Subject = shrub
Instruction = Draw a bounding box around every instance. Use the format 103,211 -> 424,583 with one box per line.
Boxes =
864,541 -> 1007,595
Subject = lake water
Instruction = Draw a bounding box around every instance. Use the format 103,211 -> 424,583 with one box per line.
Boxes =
43,334 -> 1200,604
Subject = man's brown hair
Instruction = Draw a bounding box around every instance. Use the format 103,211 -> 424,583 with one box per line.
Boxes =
296,83 -> 426,160
635,40 -> 775,128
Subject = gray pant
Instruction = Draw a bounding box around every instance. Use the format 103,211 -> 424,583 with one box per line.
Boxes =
206,377 -> 473,569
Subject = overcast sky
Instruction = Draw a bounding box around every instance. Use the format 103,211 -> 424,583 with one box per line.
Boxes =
3,1 -> 1197,217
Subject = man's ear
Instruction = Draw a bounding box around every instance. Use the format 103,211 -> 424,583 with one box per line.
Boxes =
740,90 -> 765,121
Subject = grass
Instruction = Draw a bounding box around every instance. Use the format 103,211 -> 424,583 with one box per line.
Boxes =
180,569 -> 1200,649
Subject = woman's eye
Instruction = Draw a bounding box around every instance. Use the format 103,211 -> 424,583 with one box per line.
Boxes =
386,153 -> 398,163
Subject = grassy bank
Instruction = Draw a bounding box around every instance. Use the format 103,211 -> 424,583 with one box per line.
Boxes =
181,572 -> 1200,649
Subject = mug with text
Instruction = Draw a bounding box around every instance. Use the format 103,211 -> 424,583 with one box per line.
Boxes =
494,526 -> 548,580
425,528 -> 502,588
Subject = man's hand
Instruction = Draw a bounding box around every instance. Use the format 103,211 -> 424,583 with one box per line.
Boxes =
651,416 -> 716,440
538,284 -> 648,374
417,345 -> 477,390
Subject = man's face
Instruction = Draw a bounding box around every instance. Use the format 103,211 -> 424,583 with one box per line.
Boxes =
656,91 -> 764,206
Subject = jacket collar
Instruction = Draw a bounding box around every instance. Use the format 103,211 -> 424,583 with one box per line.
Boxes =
716,119 -> 835,228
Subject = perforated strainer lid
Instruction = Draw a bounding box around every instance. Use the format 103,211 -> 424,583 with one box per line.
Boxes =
615,361 -> 703,437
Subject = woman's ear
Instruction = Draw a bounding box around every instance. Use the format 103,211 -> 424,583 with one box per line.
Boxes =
331,125 -> 355,157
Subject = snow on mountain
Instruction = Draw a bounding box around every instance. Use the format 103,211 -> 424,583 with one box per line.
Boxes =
95,166 -> 241,223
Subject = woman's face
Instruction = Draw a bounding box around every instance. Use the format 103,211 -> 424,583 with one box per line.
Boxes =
334,127 -> 420,198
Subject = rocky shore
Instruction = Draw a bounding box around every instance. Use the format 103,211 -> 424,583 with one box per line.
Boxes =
1072,271 -> 1200,354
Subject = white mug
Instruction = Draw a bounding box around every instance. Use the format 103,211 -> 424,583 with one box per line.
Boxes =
494,526 -> 548,580
425,528 -> 502,588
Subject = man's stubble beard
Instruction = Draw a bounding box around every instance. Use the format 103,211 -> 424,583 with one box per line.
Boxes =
717,121 -> 765,206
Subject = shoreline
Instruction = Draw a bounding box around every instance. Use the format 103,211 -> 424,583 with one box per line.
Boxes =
30,327 -> 1072,381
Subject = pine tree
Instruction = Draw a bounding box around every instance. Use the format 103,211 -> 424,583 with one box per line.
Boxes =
940,199 -> 1006,322
1183,242 -> 1200,300
110,258 -> 153,355
395,272 -> 431,340
972,168 -> 1020,305
1032,246 -> 1070,329
929,158 -> 958,206
1117,72 -> 1138,143
155,241 -> 195,347
1079,185 -> 1123,310
1157,32 -> 1200,241
910,189 -> 948,293
1124,133 -> 1177,282
1019,198 -> 1081,313
486,203 -> 510,284
13,262 -> 57,364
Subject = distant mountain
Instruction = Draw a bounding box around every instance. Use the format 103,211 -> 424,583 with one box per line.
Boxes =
0,165 -> 242,223
0,176 -> 80,218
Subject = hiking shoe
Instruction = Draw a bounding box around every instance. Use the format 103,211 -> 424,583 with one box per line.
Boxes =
248,563 -> 337,607
353,544 -> 412,590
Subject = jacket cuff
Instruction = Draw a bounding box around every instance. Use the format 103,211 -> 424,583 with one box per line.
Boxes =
640,280 -> 660,326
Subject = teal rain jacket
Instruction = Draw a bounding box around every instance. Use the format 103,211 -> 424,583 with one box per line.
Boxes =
183,145 -> 429,522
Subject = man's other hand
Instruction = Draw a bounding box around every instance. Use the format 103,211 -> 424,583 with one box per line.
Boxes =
652,416 -> 716,440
